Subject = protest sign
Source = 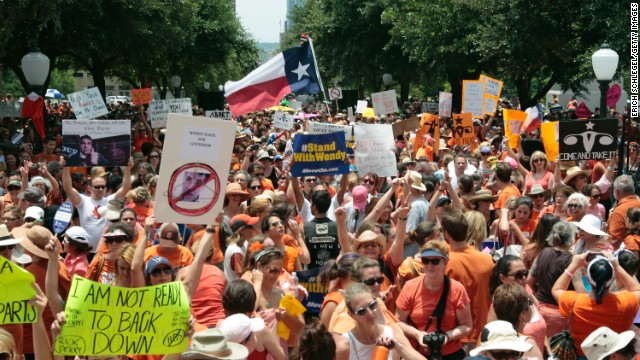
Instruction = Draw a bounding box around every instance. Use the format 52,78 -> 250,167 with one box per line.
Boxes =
205,110 -> 232,121
354,124 -> 396,177
355,100 -> 368,114
308,121 -> 354,154
452,113 -> 475,146
328,87 -> 343,100
362,107 -> 377,119
391,117 -> 420,137
558,119 -> 617,161
503,109 -> 526,148
541,121 -> 560,162
53,202 -> 73,234
479,75 -> 503,115
67,87 -> 109,120
273,111 -> 294,130
155,114 -> 235,225
62,120 -> 131,167
420,113 -> 439,133
439,92 -> 453,118
421,102 -> 438,114
54,277 -> 190,356
0,256 -> 37,325
131,88 -> 152,105
291,133 -> 348,177
0,100 -> 22,117
295,267 -> 329,315
148,98 -> 192,128
461,80 -> 485,118
575,102 -> 592,119
607,84 -> 622,108
371,90 -> 398,116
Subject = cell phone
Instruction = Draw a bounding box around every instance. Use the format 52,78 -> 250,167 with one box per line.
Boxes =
251,144 -> 260,151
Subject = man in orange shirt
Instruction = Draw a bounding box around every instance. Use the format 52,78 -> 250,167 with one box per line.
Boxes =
494,162 -> 521,237
32,136 -> 59,164
608,175 -> 640,247
144,222 -> 193,269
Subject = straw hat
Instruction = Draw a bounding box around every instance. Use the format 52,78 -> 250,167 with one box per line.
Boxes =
572,214 -> 608,236
353,230 -> 386,249
563,166 -> 592,184
0,224 -> 21,246
469,189 -> 498,204
20,225 -> 53,259
181,328 -> 248,360
527,184 -> 551,202
225,183 -> 250,202
408,171 -> 426,192
469,321 -> 533,356
97,200 -> 124,221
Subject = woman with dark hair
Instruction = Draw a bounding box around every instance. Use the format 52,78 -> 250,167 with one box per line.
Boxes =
507,196 -> 536,246
86,222 -> 135,284
291,319 -> 336,360
552,252 -> 640,359
520,214 -> 561,269
61,226 -> 92,277
361,172 -> 379,195
319,253 -> 361,327
456,174 -> 475,211
624,207 -> 640,257
131,162 -> 155,188
581,184 -> 606,221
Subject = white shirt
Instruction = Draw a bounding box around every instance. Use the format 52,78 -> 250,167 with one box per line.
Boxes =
76,193 -> 116,253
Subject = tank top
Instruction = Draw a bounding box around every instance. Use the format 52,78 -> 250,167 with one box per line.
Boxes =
525,171 -> 552,193
342,326 -> 394,360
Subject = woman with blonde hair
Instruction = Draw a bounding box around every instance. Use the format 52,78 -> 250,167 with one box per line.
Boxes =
524,151 -> 554,194
126,186 -> 153,226
247,196 -> 272,225
465,210 -> 487,251
146,175 -> 158,199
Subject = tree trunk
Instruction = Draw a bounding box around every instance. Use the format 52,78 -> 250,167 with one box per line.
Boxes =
400,77 -> 409,103
448,72 -> 463,114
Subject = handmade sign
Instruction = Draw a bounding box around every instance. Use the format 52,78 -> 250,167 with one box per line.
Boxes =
273,111 -> 295,130
328,87 -> 343,100
479,75 -> 503,115
291,133 -> 348,177
355,100 -> 368,114
391,117 -> 420,137
67,87 -> 109,120
148,98 -> 192,128
503,109 -> 527,149
62,120 -> 131,167
439,92 -> 453,118
295,267 -> 329,315
452,113 -> 474,146
362,107 -> 377,119
371,90 -> 398,116
421,102 -> 438,114
277,295 -> 306,340
354,124 -> 396,177
53,202 -> 73,235
0,256 -> 37,324
575,102 -> 592,119
54,277 -> 190,356
155,114 -> 235,224
308,121 -> 354,154
541,121 -> 560,162
558,119 -> 617,161
420,113 -> 439,133
131,89 -> 152,105
461,80 -> 485,118
205,110 -> 232,121
607,84 -> 622,108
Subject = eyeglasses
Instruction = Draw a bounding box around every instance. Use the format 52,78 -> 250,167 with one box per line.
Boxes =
149,155 -> 159,159
279,176 -> 287,180
362,276 -> 385,286
150,267 -> 173,277
2,217 -> 19,222
421,257 -> 442,266
250,185 -> 262,190
0,352 -> 12,360
591,194 -> 601,199
508,269 -> 529,280
254,173 -> 264,177
489,351 -> 523,360
93,185 -> 106,190
567,203 -> 582,209
0,244 -> 15,251
104,236 -> 127,244
264,267 -> 284,275
270,221 -> 283,227
362,179 -> 375,185
533,158 -> 545,163
353,300 -> 378,317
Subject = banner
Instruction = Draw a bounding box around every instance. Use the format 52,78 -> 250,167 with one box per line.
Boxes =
67,87 -> 109,121
0,256 -> 37,324
62,120 -> 131,167
461,80 -> 485,118
308,121 -> 354,155
421,102 -> 438,114
452,113 -> 474,146
131,89 -> 152,105
291,133 -> 348,177
295,267 -> 329,315
439,92 -> 452,118
575,102 -> 592,119
479,75 -> 503,115
558,119 -> 617,161
54,277 -> 190,356
205,110 -> 232,121
148,98 -> 192,128
541,121 -> 560,162
273,111 -> 294,130
354,124 -> 396,177
371,90 -> 398,116
503,109 -> 526,149
155,114 -> 235,225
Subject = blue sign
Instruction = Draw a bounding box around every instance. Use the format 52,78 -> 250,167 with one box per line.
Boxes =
53,202 -> 73,234
291,132 -> 349,177
295,267 -> 329,315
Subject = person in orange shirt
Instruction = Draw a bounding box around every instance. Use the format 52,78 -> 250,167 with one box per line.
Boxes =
609,175 -> 640,246
32,136 -> 59,164
494,162 -> 522,239
508,196 -> 537,246
143,222 -> 193,270
262,213 -> 300,273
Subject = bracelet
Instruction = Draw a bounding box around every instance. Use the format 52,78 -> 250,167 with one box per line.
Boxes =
564,269 -> 574,278
399,217 -> 408,221
205,227 -> 216,234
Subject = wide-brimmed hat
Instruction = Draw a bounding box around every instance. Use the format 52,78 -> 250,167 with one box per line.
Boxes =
469,321 -> 533,356
353,230 -> 386,249
564,166 -> 592,184
218,314 -> 265,344
408,171 -> 426,192
28,176 -> 51,192
225,183 -> 251,202
0,224 -> 21,246
438,139 -> 450,151
18,187 -> 46,207
401,157 -> 416,165
572,214 -> 608,236
97,200 -> 124,221
469,189 -> 498,204
181,328 -> 248,360
527,184 -> 551,202
256,150 -> 273,161
581,327 -> 635,360
20,225 -> 53,259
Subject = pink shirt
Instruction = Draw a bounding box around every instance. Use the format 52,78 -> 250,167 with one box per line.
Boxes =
64,253 -> 89,278
586,203 -> 606,221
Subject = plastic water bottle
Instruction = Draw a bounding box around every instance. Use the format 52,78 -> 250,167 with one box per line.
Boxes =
291,272 -> 299,298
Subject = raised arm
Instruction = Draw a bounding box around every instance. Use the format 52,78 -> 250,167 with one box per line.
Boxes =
44,238 -> 65,316
183,217 -> 218,300
131,215 -> 153,288
552,252 -> 588,302
287,219 -> 309,265
289,171 -> 305,211
363,179 -> 401,223
390,200 -> 410,268
40,162 -> 61,200
113,157 -> 134,200
60,156 -> 82,206
335,169 -> 349,207
335,207 -> 352,255
30,283 -> 52,360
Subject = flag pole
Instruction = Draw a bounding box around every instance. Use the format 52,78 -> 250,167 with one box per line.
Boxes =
307,36 -> 328,103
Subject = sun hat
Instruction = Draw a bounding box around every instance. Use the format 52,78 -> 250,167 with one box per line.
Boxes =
97,200 -> 124,221
401,157 -> 416,165
218,314 -> 265,343
527,184 -> 552,202
353,230 -> 386,249
438,139 -> 450,150
145,256 -> 172,276
572,214 -> 608,236
351,185 -> 369,210
256,150 -> 273,161
8,180 -> 21,188
24,206 -> 44,222
469,189 -> 498,204
229,214 -> 259,233
469,320 -> 533,356
18,187 -> 46,207
564,166 -> 592,184
20,225 -> 53,259
65,226 -> 90,245
28,176 -> 51,192
480,146 -> 491,153
0,224 -> 21,247
408,171 -> 426,192
581,327 -> 635,360
225,183 -> 251,202
180,328 -> 248,360
504,157 -> 519,171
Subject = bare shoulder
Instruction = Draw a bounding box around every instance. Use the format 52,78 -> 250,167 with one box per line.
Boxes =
334,333 -> 350,360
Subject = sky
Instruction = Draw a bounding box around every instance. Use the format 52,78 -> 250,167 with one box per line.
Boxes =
236,0 -> 287,43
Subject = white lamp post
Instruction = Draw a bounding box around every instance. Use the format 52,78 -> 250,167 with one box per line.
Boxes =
21,47 -> 50,91
592,42 -> 620,171
203,82 -> 210,90
171,75 -> 181,98
382,73 -> 393,90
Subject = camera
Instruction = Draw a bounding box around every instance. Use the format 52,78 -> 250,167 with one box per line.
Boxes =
29,163 -> 39,170
423,331 -> 446,360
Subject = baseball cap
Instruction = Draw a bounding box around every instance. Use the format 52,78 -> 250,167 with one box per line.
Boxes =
65,226 -> 90,244
230,214 -> 259,232
158,223 -> 181,242
24,206 -> 44,222
145,256 -> 172,275
351,185 -> 368,210
218,314 -> 265,343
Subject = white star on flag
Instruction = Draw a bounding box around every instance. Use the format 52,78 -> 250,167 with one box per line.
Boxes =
291,62 -> 310,81
585,121 -> 595,130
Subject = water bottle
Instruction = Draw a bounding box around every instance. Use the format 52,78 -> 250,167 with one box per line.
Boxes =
291,272 -> 299,298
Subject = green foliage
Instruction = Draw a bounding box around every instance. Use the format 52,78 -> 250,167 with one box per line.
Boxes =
49,70 -> 75,96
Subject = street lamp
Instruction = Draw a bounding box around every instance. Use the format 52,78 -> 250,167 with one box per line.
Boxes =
21,47 -> 50,146
171,75 -> 181,98
203,82 -> 210,90
592,42 -> 620,170
382,73 -> 393,90
218,84 -> 224,92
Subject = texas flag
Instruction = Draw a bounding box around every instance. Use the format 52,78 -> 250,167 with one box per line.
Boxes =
225,40 -> 321,116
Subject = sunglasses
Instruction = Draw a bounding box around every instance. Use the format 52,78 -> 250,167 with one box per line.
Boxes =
421,257 -> 442,266
481,152 -> 491,156
362,276 -> 385,286
567,203 -> 582,209
149,155 -> 159,159
264,267 -> 284,275
270,221 -> 283,227
93,185 -> 106,190
7,186 -> 20,191
105,236 -> 127,244
279,176 -> 287,180
254,173 -> 264,177
150,267 -> 173,277
508,269 -> 529,280
533,158 -> 545,163
250,185 -> 262,190
304,178 -> 317,183
353,300 -> 378,317
591,194 -> 601,199
0,244 -> 15,251
362,179 -> 375,185
2,217 -> 18,222
489,351 -> 523,360
0,352 -> 12,360
530,193 -> 545,199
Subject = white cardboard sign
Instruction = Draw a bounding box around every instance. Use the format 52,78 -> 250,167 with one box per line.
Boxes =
273,111 -> 294,130
462,80 -> 485,118
354,124 -> 396,177
149,98 -> 192,128
355,100 -> 368,114
439,92 -> 453,118
67,87 -> 109,120
205,110 -> 232,121
371,90 -> 398,116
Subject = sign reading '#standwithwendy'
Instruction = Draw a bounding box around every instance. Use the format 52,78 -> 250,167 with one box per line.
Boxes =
557,119 -> 618,161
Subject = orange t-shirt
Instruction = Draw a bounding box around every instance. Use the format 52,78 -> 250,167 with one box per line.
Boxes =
85,254 -> 117,284
512,219 -> 537,245
396,276 -> 470,356
33,152 -> 58,163
445,247 -> 494,343
190,264 -> 226,327
144,245 -> 194,269
187,227 -> 224,265
281,245 -> 299,274
321,289 -> 344,313
131,202 -> 154,225
624,234 -> 640,252
494,184 -> 521,209
260,178 -> 275,191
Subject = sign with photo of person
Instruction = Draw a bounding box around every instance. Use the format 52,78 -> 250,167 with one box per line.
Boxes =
558,119 -> 617,161
61,120 -> 131,167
